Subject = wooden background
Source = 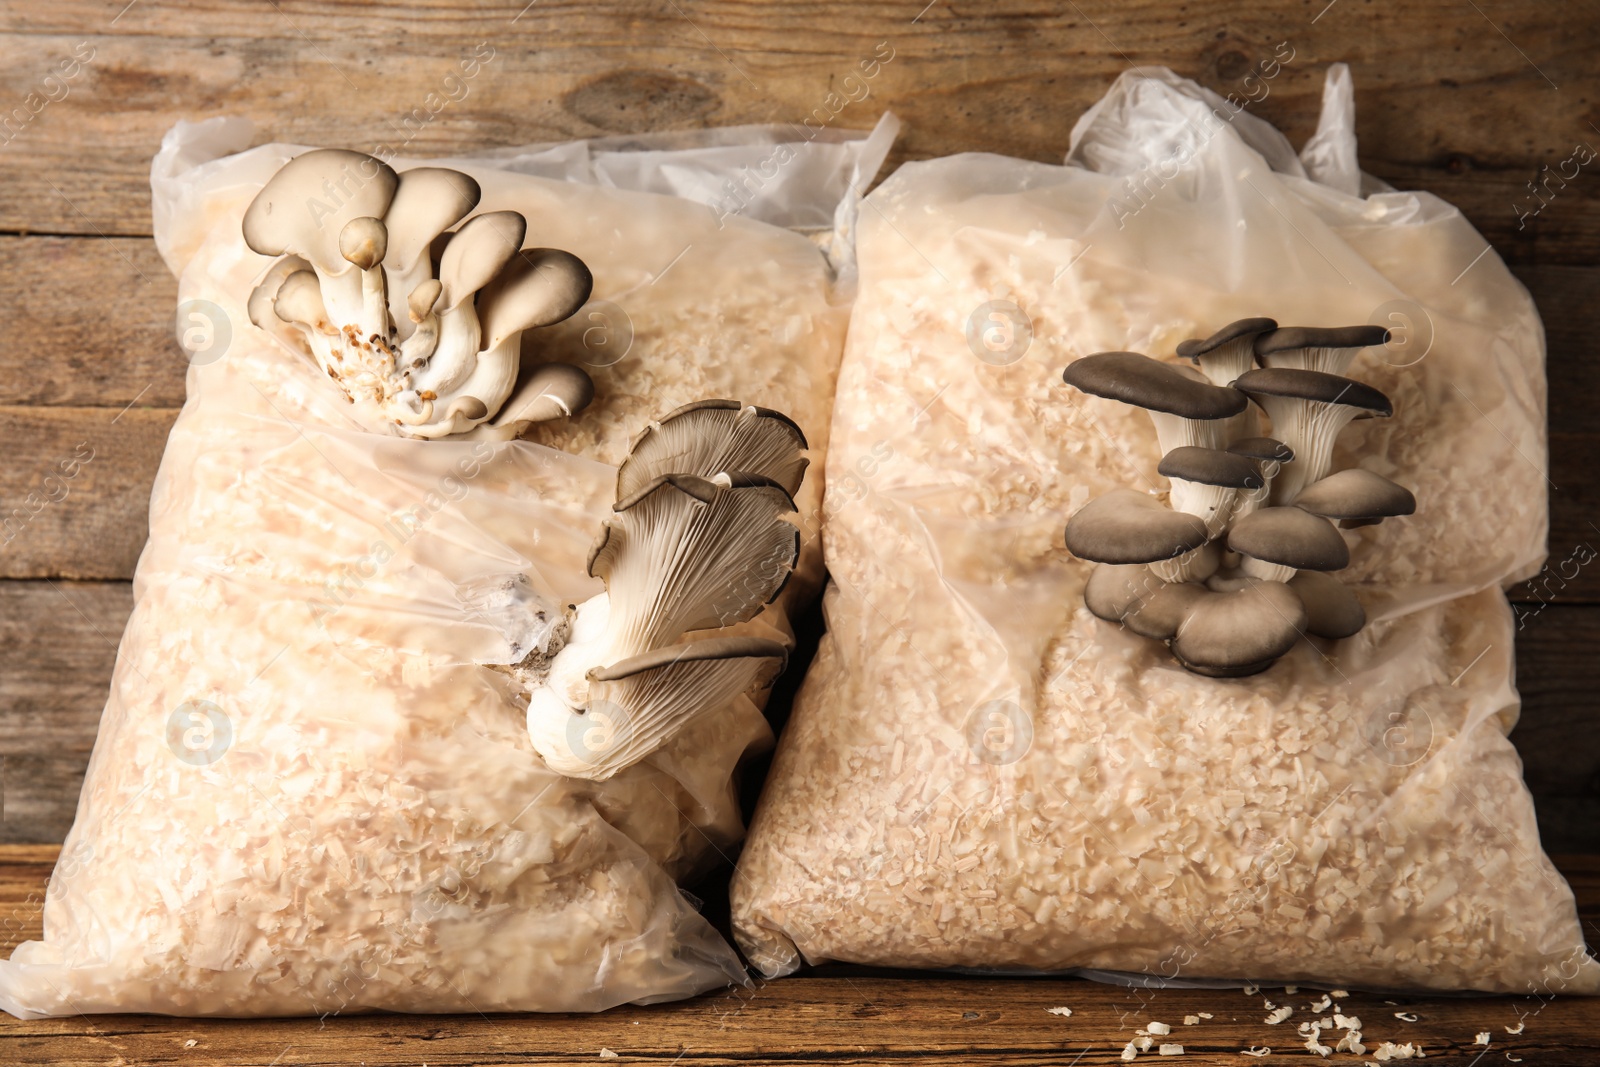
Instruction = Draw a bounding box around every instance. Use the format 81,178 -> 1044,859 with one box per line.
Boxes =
2,1 -> 1600,1061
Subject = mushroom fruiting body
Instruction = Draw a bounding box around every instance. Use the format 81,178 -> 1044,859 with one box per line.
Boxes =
1059,320 -> 1408,677
1287,570 -> 1366,639
1233,368 -> 1393,505
1062,352 -> 1248,453
1176,317 -> 1277,439
1157,446 -> 1264,539
1170,581 -> 1309,677
1291,467 -> 1416,525
242,150 -> 594,438
528,635 -> 787,780
1065,489 -> 1210,566
1177,318 -> 1278,387
524,400 -> 807,780
1254,324 -> 1390,376
1227,506 -> 1350,584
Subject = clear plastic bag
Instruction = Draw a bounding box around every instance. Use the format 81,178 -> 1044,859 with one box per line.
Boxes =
733,68 -> 1598,994
0,115 -> 896,1018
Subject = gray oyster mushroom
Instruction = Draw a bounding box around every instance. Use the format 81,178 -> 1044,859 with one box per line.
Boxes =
1292,467 -> 1416,528
1227,505 -> 1350,584
1062,351 -> 1247,452
1254,324 -> 1391,376
242,150 -> 593,439
1170,580 -> 1308,678
1233,367 -> 1393,505
1059,316 -> 1410,678
1158,445 -> 1264,539
524,399 -> 807,781
1177,317 -> 1279,387
1065,489 -> 1209,567
1224,435 -> 1295,523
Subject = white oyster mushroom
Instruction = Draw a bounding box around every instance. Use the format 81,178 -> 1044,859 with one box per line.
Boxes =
242,149 -> 399,327
242,151 -> 594,438
525,403 -> 809,781
528,636 -> 787,780
380,167 -> 481,339
246,254 -> 313,357
617,400 -> 810,499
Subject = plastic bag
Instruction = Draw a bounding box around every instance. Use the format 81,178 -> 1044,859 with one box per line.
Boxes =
0,115 -> 896,1018
732,67 -> 1598,994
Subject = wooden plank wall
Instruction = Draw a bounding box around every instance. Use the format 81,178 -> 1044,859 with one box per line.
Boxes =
0,1 -> 1597,848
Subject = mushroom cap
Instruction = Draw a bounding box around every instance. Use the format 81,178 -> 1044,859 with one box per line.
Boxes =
1123,579 -> 1207,640
617,400 -> 809,500
1226,436 -> 1295,464
477,248 -> 594,351
1170,581 -> 1307,677
1234,367 -> 1393,417
408,278 -> 443,323
1227,506 -> 1350,571
1065,488 -> 1210,565
496,361 -> 595,428
383,167 -> 482,272
273,269 -> 331,331
1083,563 -> 1161,622
247,255 -> 313,329
1254,324 -> 1391,357
1287,570 -> 1366,639
1176,317 -> 1278,360
1063,352 -> 1248,420
242,149 -> 399,275
590,472 -> 800,641
437,210 -> 528,310
1157,446 -> 1263,490
1291,468 -> 1416,520
338,216 -> 388,271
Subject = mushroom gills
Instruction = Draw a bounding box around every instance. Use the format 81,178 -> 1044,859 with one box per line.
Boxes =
617,400 -> 810,499
527,636 -> 787,780
524,401 -> 808,780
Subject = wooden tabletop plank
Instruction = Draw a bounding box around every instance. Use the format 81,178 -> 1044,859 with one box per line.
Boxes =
0,0 -> 1596,258
0,406 -> 176,581
0,847 -> 1595,1065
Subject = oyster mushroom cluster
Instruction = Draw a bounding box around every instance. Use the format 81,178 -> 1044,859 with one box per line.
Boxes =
524,400 -> 809,779
1061,319 -> 1415,677
242,149 -> 596,439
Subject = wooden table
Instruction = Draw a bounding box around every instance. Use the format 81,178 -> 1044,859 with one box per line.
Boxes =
2,0 -> 1599,1061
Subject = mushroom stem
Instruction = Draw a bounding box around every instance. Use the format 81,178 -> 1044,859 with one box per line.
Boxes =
1239,555 -> 1297,583
1149,541 -> 1221,584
